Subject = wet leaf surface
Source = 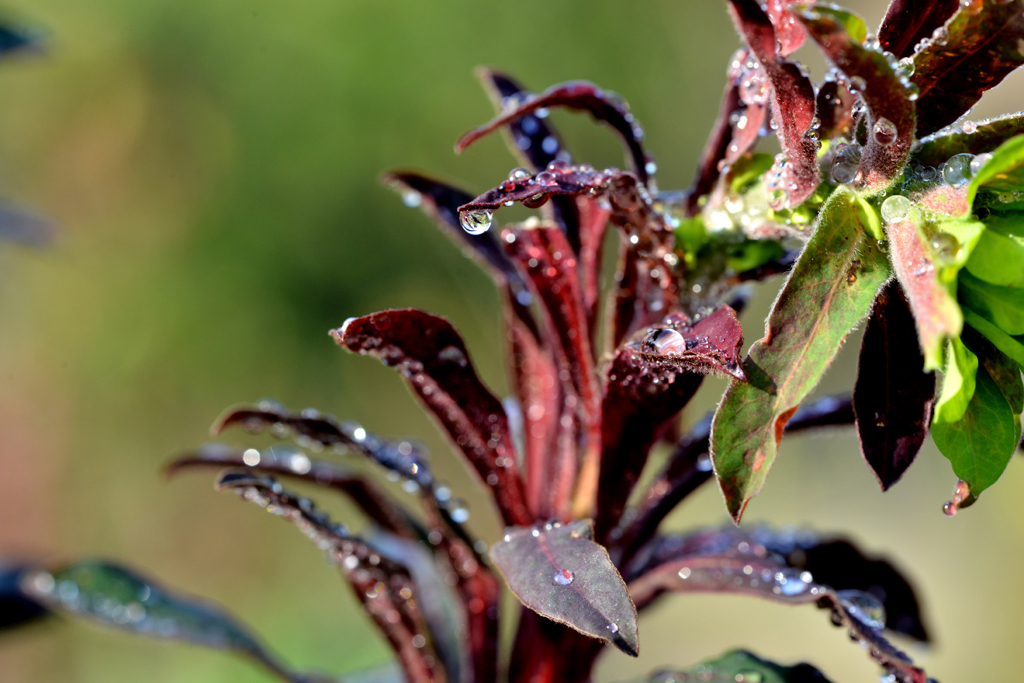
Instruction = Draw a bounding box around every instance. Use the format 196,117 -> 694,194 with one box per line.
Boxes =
490,520 -> 639,656
911,0 -> 1024,136
20,559 -> 325,683
166,442 -> 423,540
635,649 -> 831,683
853,282 -> 936,490
711,188 -> 890,521
799,5 -> 915,191
1,563 -> 49,631
877,0 -> 960,59
217,472 -> 441,683
913,113 -> 1024,168
728,0 -> 820,207
332,309 -> 531,527
456,81 -> 652,186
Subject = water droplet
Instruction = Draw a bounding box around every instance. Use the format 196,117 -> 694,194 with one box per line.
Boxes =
552,569 -> 574,586
241,448 -> 261,466
460,209 -> 493,235
830,144 -> 862,184
872,117 -> 898,145
895,57 -> 915,78
401,191 -> 422,208
881,195 -> 912,223
837,589 -> 886,630
678,567 -> 692,579
877,239 -> 889,253
931,232 -> 960,261
943,479 -> 971,516
508,167 -> 531,181
848,75 -> 867,93
642,328 -> 686,355
607,622 -> 619,633
969,152 -> 993,176
290,453 -> 311,474
535,171 -> 557,186
942,153 -> 975,187
735,672 -> 763,683
696,453 -> 713,472
962,120 -> 977,134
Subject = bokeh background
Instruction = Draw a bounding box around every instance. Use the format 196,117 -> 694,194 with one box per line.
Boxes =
1,1 -> 1023,681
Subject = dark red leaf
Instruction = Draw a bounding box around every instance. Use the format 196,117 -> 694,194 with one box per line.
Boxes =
166,443 -> 423,540
331,309 -> 532,527
799,7 -> 916,191
877,0 -> 960,59
508,611 -> 602,683
911,0 -> 1024,136
854,282 -> 936,491
216,472 -> 441,683
815,79 -> 858,141
634,306 -> 747,381
912,112 -> 1024,168
490,520 -> 639,657
456,81 -> 653,186
576,195 -> 612,335
0,563 -> 49,631
728,0 -> 820,207
765,0 -> 806,55
474,68 -> 584,253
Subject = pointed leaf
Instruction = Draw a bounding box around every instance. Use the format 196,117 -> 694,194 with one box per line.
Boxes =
331,310 -> 532,527
711,188 -> 891,521
217,472 -> 442,683
166,443 -> 423,540
964,306 -> 1024,369
20,560 -> 323,683
853,282 -> 936,490
636,650 -> 831,683
728,0 -> 820,207
910,0 -> 1024,136
799,5 -> 916,191
1,563 -> 49,631
913,113 -> 1024,168
877,0 -> 960,59
456,81 -> 652,186
489,520 -> 639,656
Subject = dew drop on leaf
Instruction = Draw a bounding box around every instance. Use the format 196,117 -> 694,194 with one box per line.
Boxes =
552,569 -> 574,586
837,589 -> 886,630
930,232 -> 960,262
969,152 -> 993,176
830,144 -> 861,184
942,153 -> 975,188
872,117 -> 898,146
880,195 -> 911,223
460,209 -> 493,235
508,167 -> 531,181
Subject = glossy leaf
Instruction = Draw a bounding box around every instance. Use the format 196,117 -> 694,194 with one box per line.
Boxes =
456,81 -> 652,186
166,442 -> 423,540
964,307 -> 1024,369
637,650 -> 830,683
853,282 -> 936,490
960,270 -> 1024,334
20,560 -> 321,683
911,0 -> 1024,136
815,80 -> 857,141
331,309 -> 532,527
932,335 -> 1023,498
728,0 -> 820,208
913,113 -> 1024,168
934,336 -> 978,425
217,472 -> 441,683
965,212 -> 1024,288
877,0 -> 960,59
489,520 -> 639,657
799,5 -> 915,190
711,188 -> 890,521
1,564 -> 49,630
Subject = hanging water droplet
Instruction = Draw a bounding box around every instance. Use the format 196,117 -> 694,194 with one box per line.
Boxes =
872,117 -> 898,145
969,152 -> 993,176
942,153 -> 975,187
837,589 -> 887,630
931,232 -> 960,261
696,453 -> 713,472
508,167 -> 531,181
830,144 -> 862,184
552,569 -> 574,586
460,209 -> 493,235
881,195 -> 912,223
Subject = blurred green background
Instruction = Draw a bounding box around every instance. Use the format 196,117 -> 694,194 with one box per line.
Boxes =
1,1 -> 1023,681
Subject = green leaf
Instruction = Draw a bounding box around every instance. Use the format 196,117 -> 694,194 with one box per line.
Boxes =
810,4 -> 867,44
965,212 -> 1024,288
969,133 -> 1024,205
933,336 -> 978,425
726,239 -> 786,273
959,270 -> 1024,335
710,187 -> 891,521
932,336 -> 1023,497
913,113 -> 1024,168
632,650 -> 832,683
963,307 -> 1024,369
489,520 -> 639,656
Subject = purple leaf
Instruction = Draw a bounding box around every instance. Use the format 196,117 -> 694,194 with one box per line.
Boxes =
456,80 -> 653,186
331,309 -> 532,527
854,282 -> 936,491
912,112 -> 1024,168
489,520 -> 639,657
20,558 -> 326,683
911,0 -> 1024,136
728,0 -> 820,208
217,472 -> 442,683
166,443 -> 423,540
798,6 -> 916,191
877,0 -> 960,58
